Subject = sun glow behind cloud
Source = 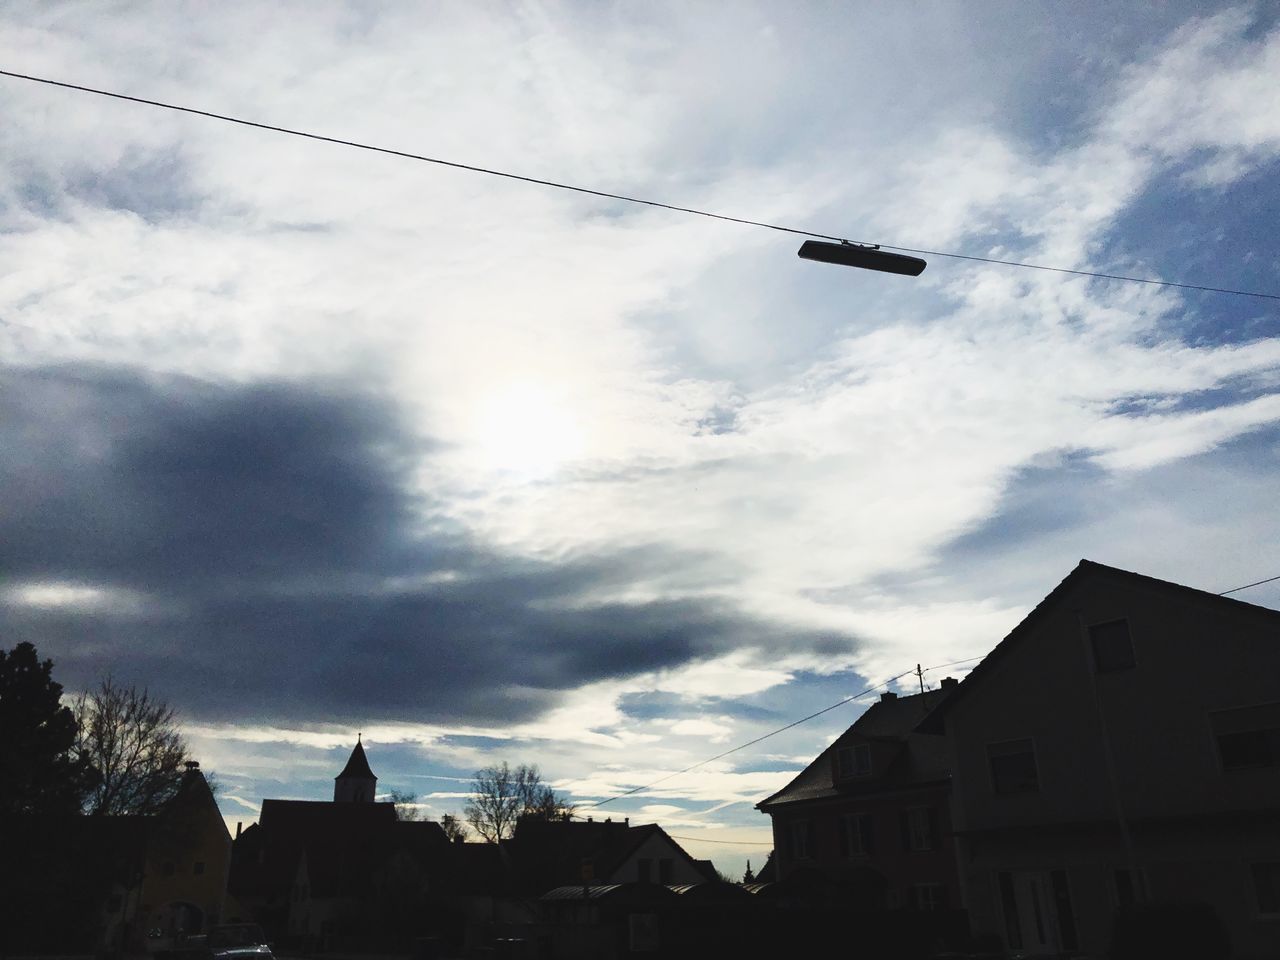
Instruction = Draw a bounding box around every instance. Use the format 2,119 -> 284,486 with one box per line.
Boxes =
472,381 -> 586,479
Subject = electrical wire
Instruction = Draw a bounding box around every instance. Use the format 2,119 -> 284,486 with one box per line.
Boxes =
576,652 -> 988,811
582,669 -> 916,809
1218,572 -> 1280,596
3,68 -> 1279,303
667,834 -> 772,846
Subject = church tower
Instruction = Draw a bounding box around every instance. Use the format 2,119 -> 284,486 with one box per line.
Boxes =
334,735 -> 377,803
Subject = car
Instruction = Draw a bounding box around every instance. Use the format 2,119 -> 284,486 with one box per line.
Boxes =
202,924 -> 274,960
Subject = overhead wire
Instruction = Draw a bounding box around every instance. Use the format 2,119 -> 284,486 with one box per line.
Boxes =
2,68 -> 1279,303
580,652 -> 985,811
1218,572 -> 1280,596
582,669 -> 915,809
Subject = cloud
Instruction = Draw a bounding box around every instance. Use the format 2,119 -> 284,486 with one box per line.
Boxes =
0,363 -> 857,730
1,3 -> 1279,856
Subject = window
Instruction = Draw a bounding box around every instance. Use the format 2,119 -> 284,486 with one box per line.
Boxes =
836,743 -> 872,779
1212,702 -> 1280,771
904,806 -> 938,851
790,820 -> 814,860
997,872 -> 1022,949
636,858 -> 652,883
1252,862 -> 1280,916
913,883 -> 945,911
840,814 -> 872,857
658,858 -> 672,884
1113,868 -> 1146,907
193,861 -> 206,876
987,739 -> 1039,795
1089,619 -> 1135,673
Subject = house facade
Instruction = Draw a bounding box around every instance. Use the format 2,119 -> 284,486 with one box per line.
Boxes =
5,761 -> 230,955
756,685 -> 962,911
919,560 -> 1280,959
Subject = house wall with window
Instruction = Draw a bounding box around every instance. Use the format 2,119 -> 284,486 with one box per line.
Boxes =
758,687 -> 962,911
609,831 -> 707,885
927,561 -> 1280,960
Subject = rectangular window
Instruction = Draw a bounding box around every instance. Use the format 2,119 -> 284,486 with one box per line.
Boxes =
658,858 -> 672,884
1212,702 -> 1280,771
1253,862 -> 1280,917
988,739 -> 1040,795
913,883 -> 945,911
193,861 -> 206,876
1113,868 -> 1147,908
905,807 -> 937,851
1089,619 -> 1135,673
636,858 -> 652,883
1051,869 -> 1079,951
791,820 -> 813,860
998,872 -> 1022,949
836,743 -> 872,779
840,814 -> 872,857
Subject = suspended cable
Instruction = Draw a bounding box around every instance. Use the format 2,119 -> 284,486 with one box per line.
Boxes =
1218,572 -> 1280,596
582,669 -> 916,809
3,68 -> 1279,302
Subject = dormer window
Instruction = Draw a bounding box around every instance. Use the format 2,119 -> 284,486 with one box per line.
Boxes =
837,743 -> 872,779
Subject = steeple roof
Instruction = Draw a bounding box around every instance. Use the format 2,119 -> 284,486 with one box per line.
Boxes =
335,738 -> 376,781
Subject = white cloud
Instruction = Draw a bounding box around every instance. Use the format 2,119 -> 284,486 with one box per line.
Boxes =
3,3 -> 1279,838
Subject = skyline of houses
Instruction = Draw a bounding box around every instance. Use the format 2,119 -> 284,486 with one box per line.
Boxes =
12,558 -> 1280,959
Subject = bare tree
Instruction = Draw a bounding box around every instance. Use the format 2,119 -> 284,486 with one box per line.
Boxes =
388,789 -> 423,821
74,678 -> 189,816
464,762 -> 574,842
439,812 -> 469,842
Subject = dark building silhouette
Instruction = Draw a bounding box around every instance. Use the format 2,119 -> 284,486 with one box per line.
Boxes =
229,740 -> 451,945
756,683 -> 961,911
502,817 -> 715,894
917,560 -> 1280,958
333,734 -> 377,803
5,763 -> 229,956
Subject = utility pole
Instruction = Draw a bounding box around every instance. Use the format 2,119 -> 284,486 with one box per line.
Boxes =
915,664 -> 926,694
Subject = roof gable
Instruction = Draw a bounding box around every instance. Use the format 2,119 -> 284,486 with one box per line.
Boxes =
757,687 -> 953,808
917,559 -> 1280,734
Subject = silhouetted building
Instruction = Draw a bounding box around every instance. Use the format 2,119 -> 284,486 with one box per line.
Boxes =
333,734 -> 377,803
4,762 -> 230,956
756,684 -> 961,911
229,740 -> 451,946
502,817 -> 715,894
918,560 -> 1280,959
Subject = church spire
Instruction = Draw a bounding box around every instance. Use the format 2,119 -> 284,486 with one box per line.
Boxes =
334,737 -> 377,803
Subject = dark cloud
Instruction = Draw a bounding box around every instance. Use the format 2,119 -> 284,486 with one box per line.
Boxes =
0,364 -> 854,728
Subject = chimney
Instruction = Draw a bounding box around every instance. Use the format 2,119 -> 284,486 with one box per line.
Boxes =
587,817 -> 593,823
605,817 -> 611,824
880,691 -> 898,702
235,822 -> 242,839
453,835 -> 466,845
185,760 -> 200,771
940,677 -> 959,689
624,818 -> 630,827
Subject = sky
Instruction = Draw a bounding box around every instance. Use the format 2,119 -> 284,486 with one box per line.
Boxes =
2,2 -> 1279,879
